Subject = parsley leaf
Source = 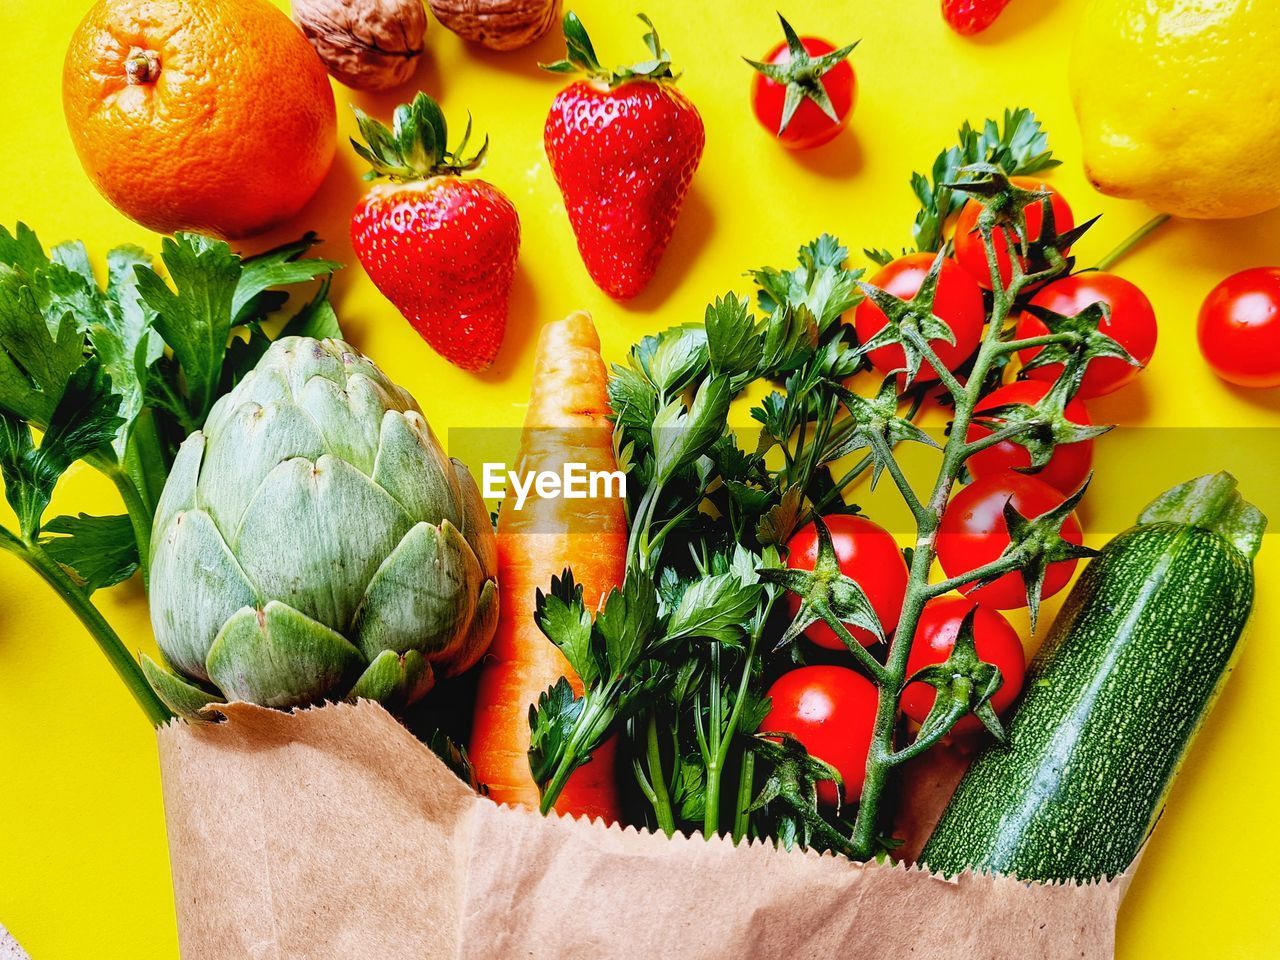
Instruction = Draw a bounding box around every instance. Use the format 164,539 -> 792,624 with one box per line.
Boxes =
652,376 -> 731,485
41,513 -> 140,592
231,232 -> 341,325
910,107 -> 1060,253
751,234 -> 863,331
0,359 -> 122,536
666,573 -> 763,645
135,234 -> 242,425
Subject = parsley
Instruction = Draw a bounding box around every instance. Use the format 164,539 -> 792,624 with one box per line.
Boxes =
907,107 -> 1059,254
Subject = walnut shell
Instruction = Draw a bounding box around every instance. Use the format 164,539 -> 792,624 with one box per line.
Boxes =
428,0 -> 559,52
292,0 -> 427,91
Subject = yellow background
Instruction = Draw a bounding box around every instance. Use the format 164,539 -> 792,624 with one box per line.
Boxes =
2,0 -> 1279,957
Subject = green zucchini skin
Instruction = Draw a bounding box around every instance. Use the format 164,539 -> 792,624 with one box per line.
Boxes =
920,520 -> 1255,882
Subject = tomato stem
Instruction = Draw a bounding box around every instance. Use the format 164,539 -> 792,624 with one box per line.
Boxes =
1095,213 -> 1171,272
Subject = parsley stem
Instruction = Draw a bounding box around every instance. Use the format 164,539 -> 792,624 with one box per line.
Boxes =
1095,213 -> 1171,272
732,748 -> 756,843
646,713 -> 676,836
108,467 -> 152,587
3,532 -> 172,726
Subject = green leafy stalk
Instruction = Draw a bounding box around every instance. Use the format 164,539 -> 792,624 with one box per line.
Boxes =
0,223 -> 340,725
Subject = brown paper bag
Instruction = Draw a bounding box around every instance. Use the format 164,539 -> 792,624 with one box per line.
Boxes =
157,701 -> 1131,960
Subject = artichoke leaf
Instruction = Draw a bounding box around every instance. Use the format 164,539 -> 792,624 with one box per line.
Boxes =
296,371 -> 388,475
346,649 -> 434,710
150,507 -> 256,683
443,577 -> 499,678
150,432 -> 204,556
232,454 -> 410,632
452,457 -> 498,580
141,654 -> 225,723
196,397 -> 326,537
205,601 -> 365,708
371,409 -> 463,530
351,519 -> 481,663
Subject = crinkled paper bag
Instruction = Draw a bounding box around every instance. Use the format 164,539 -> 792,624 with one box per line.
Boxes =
157,700 -> 1131,960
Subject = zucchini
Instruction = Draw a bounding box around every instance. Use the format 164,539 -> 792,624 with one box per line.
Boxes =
920,472 -> 1266,882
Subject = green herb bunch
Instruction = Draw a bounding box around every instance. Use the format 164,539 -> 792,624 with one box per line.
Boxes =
528,110 -> 1136,858
0,226 -> 340,725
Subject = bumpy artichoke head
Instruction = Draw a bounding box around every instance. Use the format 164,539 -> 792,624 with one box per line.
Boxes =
143,337 -> 498,718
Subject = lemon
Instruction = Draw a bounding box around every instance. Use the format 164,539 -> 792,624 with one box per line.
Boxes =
1071,0 -> 1280,220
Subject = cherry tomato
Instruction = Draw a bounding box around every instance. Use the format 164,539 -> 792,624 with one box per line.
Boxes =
965,380 -> 1094,495
936,472 -> 1084,610
900,597 -> 1025,734
953,177 -> 1074,291
750,36 -> 855,150
1015,273 -> 1157,398
1197,267 -> 1280,388
853,253 -> 986,383
784,514 -> 908,650
761,665 -> 878,806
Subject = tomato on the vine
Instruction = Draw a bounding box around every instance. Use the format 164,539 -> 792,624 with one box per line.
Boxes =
761,665 -> 878,806
784,514 -> 908,650
965,380 -> 1094,494
953,177 -> 1074,290
1015,273 -> 1157,398
936,472 -> 1084,610
853,253 -> 985,382
900,597 -> 1025,733
1197,267 -> 1280,388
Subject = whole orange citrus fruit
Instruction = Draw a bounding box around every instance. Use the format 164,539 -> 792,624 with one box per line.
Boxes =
63,0 -> 337,239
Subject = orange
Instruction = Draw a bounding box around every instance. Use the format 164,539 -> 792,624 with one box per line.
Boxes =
62,0 -> 336,239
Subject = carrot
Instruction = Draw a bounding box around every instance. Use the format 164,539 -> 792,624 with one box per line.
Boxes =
470,312 -> 627,823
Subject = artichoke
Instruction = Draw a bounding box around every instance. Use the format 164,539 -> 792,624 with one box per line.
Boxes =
142,337 -> 498,718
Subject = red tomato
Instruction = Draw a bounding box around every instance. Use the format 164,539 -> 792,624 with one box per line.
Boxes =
953,177 -> 1074,290
965,380 -> 1094,495
1015,273 -> 1157,398
784,514 -> 908,650
900,597 -> 1026,734
1197,267 -> 1280,388
761,665 -> 878,806
853,253 -> 986,383
936,472 -> 1083,610
751,37 -> 856,150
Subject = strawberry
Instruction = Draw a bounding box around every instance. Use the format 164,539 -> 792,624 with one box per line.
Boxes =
542,13 -> 705,301
941,0 -> 1014,35
350,93 -> 520,371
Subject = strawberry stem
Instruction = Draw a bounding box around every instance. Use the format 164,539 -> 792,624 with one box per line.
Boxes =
350,92 -> 488,182
541,11 -> 680,87
744,15 -> 858,135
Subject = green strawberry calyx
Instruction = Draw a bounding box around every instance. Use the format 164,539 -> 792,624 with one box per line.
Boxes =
351,92 -> 489,182
541,11 -> 680,87
744,14 -> 858,135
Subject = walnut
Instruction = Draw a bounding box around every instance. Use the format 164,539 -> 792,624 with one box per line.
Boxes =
292,0 -> 427,91
428,0 -> 559,52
